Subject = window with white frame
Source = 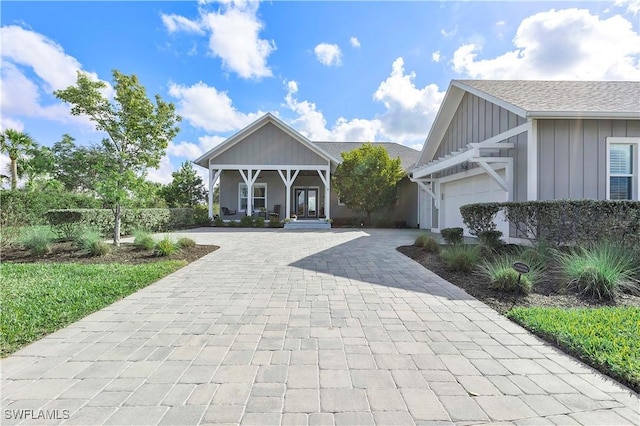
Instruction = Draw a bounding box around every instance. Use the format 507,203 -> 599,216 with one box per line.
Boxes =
608,137 -> 639,200
239,183 -> 267,211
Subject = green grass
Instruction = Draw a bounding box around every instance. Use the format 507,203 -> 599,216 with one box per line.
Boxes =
0,261 -> 186,356
507,306 -> 640,391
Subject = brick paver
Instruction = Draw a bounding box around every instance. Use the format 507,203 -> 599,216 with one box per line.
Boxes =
1,228 -> 638,425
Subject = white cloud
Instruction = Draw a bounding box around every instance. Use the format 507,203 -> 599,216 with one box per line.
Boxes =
202,2 -> 275,79
431,51 -> 441,63
350,37 -> 361,48
168,81 -> 263,132
373,57 -> 444,142
167,134 -> 227,160
0,117 -> 24,132
440,26 -> 457,38
147,155 -> 174,185
198,135 -> 226,151
314,43 -> 342,67
452,8 -> 640,80
613,0 -> 640,15
161,14 -> 205,34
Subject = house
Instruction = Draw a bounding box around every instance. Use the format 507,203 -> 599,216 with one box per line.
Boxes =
194,113 -> 420,227
411,80 -> 640,239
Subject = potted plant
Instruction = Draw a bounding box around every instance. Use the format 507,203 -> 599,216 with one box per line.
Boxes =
290,214 -> 298,221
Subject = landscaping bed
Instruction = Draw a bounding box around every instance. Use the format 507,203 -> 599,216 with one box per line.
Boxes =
397,244 -> 640,392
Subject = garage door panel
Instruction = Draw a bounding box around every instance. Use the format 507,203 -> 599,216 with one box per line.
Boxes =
441,172 -> 509,237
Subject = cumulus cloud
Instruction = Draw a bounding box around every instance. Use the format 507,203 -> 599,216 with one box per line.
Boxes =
613,0 -> 640,15
146,155 -> 175,185
168,81 -> 263,132
167,134 -> 227,160
314,43 -> 342,66
161,14 -> 205,34
432,51 -> 441,63
0,117 -> 24,132
350,37 -> 361,48
163,2 -> 275,79
373,57 -> 444,142
452,8 -> 640,80
0,26 -> 109,128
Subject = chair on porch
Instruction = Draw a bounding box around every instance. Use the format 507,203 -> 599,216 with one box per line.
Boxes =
269,205 -> 281,221
221,207 -> 237,216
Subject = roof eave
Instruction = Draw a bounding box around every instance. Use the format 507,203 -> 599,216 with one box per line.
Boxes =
527,111 -> 640,119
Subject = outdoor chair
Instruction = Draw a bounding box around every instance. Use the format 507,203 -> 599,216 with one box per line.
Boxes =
269,205 -> 281,221
221,207 -> 237,216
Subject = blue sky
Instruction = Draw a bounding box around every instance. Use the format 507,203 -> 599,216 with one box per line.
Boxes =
2,0 -> 639,184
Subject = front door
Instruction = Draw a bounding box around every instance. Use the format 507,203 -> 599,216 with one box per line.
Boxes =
295,188 -> 318,218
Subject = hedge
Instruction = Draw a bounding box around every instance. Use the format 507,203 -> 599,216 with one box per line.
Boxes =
1,190 -> 102,226
460,200 -> 640,247
45,208 -> 201,236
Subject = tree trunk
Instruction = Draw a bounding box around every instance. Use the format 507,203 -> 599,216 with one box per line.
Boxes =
10,158 -> 17,190
113,203 -> 121,247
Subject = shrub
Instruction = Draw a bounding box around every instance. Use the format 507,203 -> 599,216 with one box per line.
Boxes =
1,190 -> 101,226
177,237 -> 196,248
255,217 -> 265,228
240,216 -> 254,227
193,205 -> 212,226
21,227 -> 55,256
478,230 -> 503,251
459,203 -> 501,235
516,242 -> 552,270
213,217 -> 224,227
45,210 -> 83,241
75,228 -> 110,256
414,234 -> 440,254
440,244 -> 481,272
558,242 -> 640,300
441,227 -> 464,245
480,255 -> 542,294
133,229 -> 156,250
268,219 -> 282,228
228,220 -> 238,227
155,237 -> 179,257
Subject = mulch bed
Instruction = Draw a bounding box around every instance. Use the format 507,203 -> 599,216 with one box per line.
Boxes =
397,245 -> 640,314
2,241 -> 219,265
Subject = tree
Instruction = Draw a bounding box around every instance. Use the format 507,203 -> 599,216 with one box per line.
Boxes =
332,143 -> 405,225
18,145 -> 55,191
52,134 -> 105,193
161,161 -> 207,207
55,70 -> 181,246
0,129 -> 36,190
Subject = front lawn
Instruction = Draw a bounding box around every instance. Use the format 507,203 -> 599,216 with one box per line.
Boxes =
508,307 -> 640,391
0,261 -> 186,356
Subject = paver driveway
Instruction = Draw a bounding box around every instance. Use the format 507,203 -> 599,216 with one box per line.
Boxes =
1,229 -> 638,425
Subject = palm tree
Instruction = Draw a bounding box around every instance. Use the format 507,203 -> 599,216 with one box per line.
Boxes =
0,129 -> 36,190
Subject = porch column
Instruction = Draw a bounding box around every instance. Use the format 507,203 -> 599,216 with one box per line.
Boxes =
278,168 -> 300,220
316,167 -> 331,219
208,168 -> 222,219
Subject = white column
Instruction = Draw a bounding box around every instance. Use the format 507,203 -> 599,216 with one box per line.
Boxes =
208,169 -> 214,219
247,169 -> 253,217
527,119 -> 538,201
325,168 -> 330,219
278,168 -> 299,220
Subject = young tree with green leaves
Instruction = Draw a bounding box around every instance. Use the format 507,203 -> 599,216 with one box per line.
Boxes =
0,129 -> 36,190
52,134 -> 107,193
18,145 -> 55,191
161,161 -> 207,208
55,70 -> 181,246
332,143 -> 405,225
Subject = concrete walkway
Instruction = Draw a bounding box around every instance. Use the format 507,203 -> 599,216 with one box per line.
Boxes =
1,229 -> 638,425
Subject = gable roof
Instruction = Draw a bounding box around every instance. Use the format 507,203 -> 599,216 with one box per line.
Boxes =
314,142 -> 420,171
193,113 -> 341,168
416,80 -> 640,167
456,80 -> 640,118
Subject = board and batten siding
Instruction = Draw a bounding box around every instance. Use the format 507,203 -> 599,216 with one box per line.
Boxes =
537,119 -> 640,200
433,92 -> 526,175
214,122 -> 328,166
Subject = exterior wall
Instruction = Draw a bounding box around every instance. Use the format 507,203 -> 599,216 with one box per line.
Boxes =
537,119 -> 640,200
434,92 -> 526,177
214,123 -> 328,166
329,177 -> 418,227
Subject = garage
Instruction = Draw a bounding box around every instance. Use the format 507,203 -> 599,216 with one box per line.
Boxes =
439,169 -> 509,237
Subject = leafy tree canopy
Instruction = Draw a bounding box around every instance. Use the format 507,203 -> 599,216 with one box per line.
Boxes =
332,143 -> 405,224
161,161 -> 207,208
55,70 -> 181,245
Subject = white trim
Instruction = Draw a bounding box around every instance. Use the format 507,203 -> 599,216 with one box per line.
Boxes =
208,169 -> 222,219
210,164 -> 329,171
527,111 -> 640,119
239,182 -> 267,213
606,137 -> 640,200
527,119 -> 538,201
438,162 -> 507,184
293,186 -> 321,218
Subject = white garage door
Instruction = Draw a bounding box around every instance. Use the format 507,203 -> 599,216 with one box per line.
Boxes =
441,171 -> 509,237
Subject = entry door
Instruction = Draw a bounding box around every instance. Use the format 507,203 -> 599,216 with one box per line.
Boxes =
294,188 -> 318,218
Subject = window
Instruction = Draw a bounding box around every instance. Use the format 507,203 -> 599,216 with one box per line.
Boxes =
608,138 -> 639,200
239,183 -> 267,211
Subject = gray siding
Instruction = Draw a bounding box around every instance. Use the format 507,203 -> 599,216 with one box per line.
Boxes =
433,93 -> 526,177
214,123 -> 327,166
537,119 -> 640,200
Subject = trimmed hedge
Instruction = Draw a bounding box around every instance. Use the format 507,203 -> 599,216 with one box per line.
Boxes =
460,200 -> 640,247
45,208 -> 200,236
1,190 -> 101,226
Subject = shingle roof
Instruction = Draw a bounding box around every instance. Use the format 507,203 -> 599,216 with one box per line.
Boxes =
314,142 -> 420,171
455,80 -> 640,115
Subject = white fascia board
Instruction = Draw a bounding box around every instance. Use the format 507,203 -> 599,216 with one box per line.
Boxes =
527,111 -> 640,119
413,148 -> 479,178
209,164 -> 330,171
